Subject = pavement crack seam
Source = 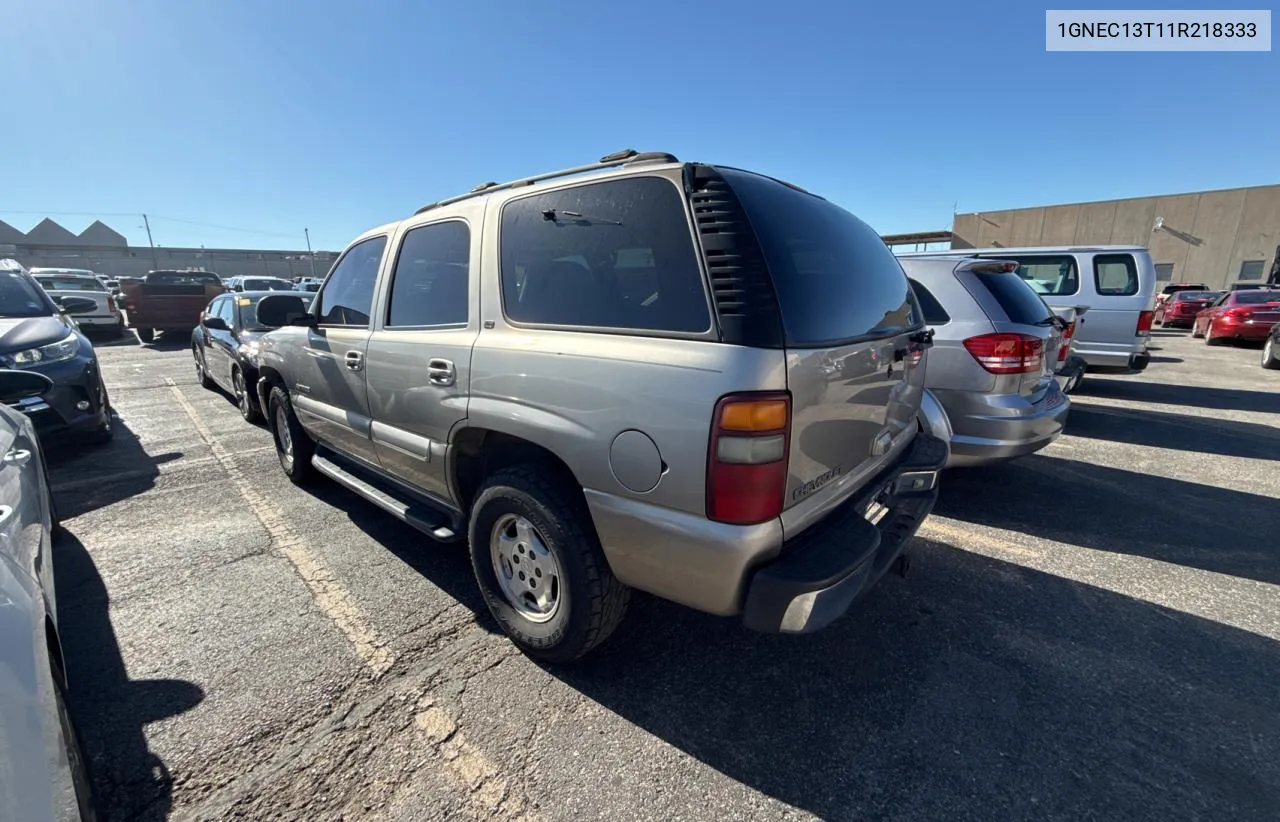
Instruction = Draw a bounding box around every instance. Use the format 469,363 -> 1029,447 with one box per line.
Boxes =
164,377 -> 395,677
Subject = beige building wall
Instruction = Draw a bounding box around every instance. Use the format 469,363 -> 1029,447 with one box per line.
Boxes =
951,185 -> 1280,289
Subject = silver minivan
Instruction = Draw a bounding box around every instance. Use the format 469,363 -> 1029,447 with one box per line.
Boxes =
900,246 -> 1157,372
901,256 -> 1070,467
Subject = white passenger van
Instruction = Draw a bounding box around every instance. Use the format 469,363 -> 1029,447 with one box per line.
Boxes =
899,246 -> 1157,372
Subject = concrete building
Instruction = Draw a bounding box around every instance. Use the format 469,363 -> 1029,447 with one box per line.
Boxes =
947,184 -> 1280,290
0,218 -> 337,280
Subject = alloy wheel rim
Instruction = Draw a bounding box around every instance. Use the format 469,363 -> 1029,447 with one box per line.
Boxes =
234,371 -> 248,411
489,514 -> 562,623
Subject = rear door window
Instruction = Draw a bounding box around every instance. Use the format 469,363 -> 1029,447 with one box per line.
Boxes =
973,271 -> 1053,325
719,168 -> 919,346
387,221 -> 471,327
499,177 -> 711,334
908,278 -> 950,324
1094,254 -> 1139,296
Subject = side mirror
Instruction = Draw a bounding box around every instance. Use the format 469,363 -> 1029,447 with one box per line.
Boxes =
203,316 -> 230,331
0,369 -> 54,404
59,296 -> 99,315
257,294 -> 314,329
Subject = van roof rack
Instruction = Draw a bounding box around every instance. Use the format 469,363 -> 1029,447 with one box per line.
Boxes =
412,149 -> 679,215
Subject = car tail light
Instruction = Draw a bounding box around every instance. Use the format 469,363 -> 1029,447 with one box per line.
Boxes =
1225,308 -> 1253,320
963,333 -> 1044,375
706,392 -> 791,525
1136,310 -> 1154,334
1058,321 -> 1076,363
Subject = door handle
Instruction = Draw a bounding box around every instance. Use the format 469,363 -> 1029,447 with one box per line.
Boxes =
345,350 -> 364,372
3,449 -> 31,469
427,358 -> 456,386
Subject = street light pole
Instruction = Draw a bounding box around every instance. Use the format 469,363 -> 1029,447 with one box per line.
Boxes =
304,228 -> 317,279
142,213 -> 159,271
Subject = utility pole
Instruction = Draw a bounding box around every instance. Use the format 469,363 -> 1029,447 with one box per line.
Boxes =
142,213 -> 159,272
304,228 -> 317,279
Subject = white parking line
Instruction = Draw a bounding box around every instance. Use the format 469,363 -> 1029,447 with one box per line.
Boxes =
164,378 -> 395,677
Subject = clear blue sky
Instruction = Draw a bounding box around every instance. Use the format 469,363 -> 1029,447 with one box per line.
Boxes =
3,0 -> 1276,252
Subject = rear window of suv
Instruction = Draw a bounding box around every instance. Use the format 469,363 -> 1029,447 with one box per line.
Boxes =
719,168 -> 920,346
972,270 -> 1054,326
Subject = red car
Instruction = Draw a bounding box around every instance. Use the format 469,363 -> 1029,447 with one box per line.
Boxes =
1155,289 -> 1222,328
1192,288 -> 1280,344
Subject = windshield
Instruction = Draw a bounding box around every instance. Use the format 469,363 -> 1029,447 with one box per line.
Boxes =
36,275 -> 106,292
1161,284 -> 1204,295
1175,290 -> 1219,302
0,271 -> 56,317
1236,290 -> 1280,305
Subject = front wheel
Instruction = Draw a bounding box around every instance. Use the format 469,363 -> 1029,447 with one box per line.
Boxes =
468,465 -> 629,663
1263,336 -> 1280,370
82,386 -> 113,445
268,385 -> 315,484
194,345 -> 215,389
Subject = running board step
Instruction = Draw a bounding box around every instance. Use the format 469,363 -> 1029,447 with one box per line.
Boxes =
312,454 -> 460,542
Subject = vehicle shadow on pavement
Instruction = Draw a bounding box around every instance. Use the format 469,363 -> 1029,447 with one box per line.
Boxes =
934,456 -> 1280,585
1076,378 -> 1280,414
53,530 -> 205,822
302,481 -> 498,631
45,420 -> 182,519
557,542 -> 1280,821
1064,404 -> 1280,460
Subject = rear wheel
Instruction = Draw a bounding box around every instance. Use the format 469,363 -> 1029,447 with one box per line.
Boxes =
233,367 -> 260,423
50,656 -> 97,822
1190,322 -> 1204,339
1263,336 -> 1280,370
136,328 -> 154,343
268,385 -> 315,484
468,465 -> 629,663
1204,322 -> 1221,346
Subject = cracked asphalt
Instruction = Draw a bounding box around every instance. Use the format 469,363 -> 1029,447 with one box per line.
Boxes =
48,327 -> 1280,822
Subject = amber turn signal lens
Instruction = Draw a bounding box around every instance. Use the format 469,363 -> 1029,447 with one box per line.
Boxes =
719,399 -> 788,432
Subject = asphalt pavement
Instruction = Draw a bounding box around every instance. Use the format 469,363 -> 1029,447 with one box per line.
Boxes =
49,328 -> 1280,822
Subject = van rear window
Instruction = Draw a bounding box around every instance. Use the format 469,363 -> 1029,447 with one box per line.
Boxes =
973,271 -> 1054,326
719,168 -> 920,346
1094,254 -> 1139,296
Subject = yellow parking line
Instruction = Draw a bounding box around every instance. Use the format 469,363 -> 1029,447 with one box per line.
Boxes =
164,378 -> 395,677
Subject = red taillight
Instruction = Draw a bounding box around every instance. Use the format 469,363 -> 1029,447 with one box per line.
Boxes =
1136,310 -> 1154,334
963,333 -> 1044,375
1225,308 -> 1253,320
706,392 -> 791,525
1057,321 -> 1076,363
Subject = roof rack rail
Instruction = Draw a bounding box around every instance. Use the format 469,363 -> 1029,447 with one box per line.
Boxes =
413,149 -> 679,215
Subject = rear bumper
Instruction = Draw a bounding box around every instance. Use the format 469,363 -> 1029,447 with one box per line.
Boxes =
1217,320 -> 1276,341
937,382 -> 1070,468
740,432 -> 947,634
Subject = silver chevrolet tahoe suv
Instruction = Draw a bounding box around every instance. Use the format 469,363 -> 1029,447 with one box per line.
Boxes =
254,150 -> 947,662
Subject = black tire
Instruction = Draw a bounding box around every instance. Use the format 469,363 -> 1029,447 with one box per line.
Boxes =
112,320 -> 125,338
468,465 -> 629,663
268,385 -> 315,484
82,387 -> 113,446
1263,335 -> 1280,370
1204,324 -> 1222,346
136,328 -> 154,344
50,657 -> 97,822
233,366 -> 261,423
1190,323 -> 1203,339
193,345 -> 215,389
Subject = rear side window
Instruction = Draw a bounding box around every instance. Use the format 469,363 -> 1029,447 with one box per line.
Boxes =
908,278 -> 950,324
973,271 -> 1053,326
720,168 -> 919,346
499,177 -> 710,333
387,221 -> 470,327
994,256 -> 1079,297
1094,254 -> 1139,296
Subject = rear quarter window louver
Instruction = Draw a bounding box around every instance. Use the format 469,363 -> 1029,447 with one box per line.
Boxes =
686,165 -> 785,348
